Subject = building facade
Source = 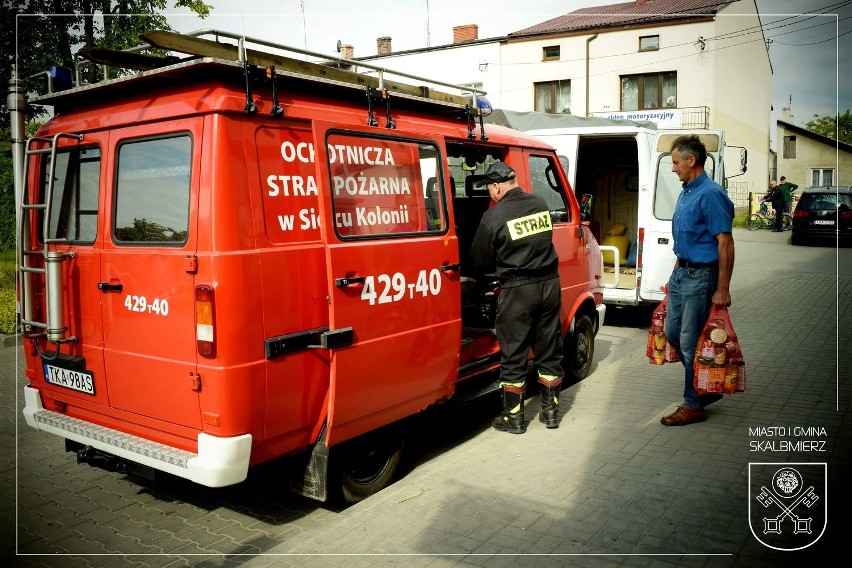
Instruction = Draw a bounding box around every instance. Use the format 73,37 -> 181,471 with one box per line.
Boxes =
776,119 -> 852,188
353,0 -> 771,200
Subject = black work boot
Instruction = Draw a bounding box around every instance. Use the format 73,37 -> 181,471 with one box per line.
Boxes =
493,387 -> 526,434
538,376 -> 562,429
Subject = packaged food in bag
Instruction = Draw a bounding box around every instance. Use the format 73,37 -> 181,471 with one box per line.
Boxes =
693,306 -> 746,394
647,296 -> 679,365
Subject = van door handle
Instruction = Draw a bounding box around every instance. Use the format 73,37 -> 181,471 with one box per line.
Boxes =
335,276 -> 365,287
97,282 -> 123,293
440,263 -> 461,272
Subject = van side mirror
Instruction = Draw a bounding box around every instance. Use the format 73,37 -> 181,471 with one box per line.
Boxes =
580,194 -> 593,222
724,145 -> 748,179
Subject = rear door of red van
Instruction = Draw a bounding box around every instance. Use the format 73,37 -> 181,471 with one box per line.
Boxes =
311,122 -> 461,446
99,120 -> 201,428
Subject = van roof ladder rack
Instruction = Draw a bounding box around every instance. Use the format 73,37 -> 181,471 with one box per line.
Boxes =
138,29 -> 486,109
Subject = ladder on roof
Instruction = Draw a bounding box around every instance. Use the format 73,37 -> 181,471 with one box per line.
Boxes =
140,29 -> 485,107
74,29 -> 492,139
17,133 -> 83,344
74,29 -> 488,114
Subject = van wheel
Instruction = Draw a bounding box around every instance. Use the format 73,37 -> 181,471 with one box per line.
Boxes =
335,424 -> 404,504
564,314 -> 595,382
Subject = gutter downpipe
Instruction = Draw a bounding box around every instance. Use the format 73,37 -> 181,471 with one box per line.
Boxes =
585,33 -> 598,116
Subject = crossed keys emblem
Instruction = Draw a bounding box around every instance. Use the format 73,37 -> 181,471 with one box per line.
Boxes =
749,463 -> 827,551
756,481 -> 818,534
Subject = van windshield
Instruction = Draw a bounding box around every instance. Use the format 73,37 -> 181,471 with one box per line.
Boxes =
654,154 -> 715,220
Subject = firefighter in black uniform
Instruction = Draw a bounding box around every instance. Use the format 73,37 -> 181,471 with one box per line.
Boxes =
470,162 -> 564,434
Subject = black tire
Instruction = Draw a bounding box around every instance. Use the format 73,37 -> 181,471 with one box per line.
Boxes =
334,424 -> 404,504
745,214 -> 762,231
563,314 -> 595,382
791,233 -> 803,246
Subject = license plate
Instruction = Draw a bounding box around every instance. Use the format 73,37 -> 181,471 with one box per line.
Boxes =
43,363 -> 95,395
813,220 -> 834,225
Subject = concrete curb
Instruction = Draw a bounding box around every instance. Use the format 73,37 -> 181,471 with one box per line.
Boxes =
1,333 -> 21,348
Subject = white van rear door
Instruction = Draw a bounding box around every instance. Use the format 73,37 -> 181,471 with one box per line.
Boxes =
643,131 -> 723,302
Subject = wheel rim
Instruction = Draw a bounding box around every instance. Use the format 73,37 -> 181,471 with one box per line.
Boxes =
574,331 -> 590,372
568,317 -> 594,378
345,432 -> 394,486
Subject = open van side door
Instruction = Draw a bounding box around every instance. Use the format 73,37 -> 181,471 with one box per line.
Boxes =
644,130 -> 724,302
311,122 -> 461,446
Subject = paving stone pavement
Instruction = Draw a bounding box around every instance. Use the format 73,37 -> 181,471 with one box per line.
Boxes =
2,228 -> 850,567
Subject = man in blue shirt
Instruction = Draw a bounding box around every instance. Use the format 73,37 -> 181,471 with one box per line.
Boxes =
662,135 -> 735,426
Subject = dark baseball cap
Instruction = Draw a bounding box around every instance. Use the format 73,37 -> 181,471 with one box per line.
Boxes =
475,162 -> 516,187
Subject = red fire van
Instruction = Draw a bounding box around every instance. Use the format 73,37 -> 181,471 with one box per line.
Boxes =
12,30 -> 604,503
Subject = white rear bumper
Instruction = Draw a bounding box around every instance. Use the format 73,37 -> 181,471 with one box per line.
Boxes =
23,385 -> 251,488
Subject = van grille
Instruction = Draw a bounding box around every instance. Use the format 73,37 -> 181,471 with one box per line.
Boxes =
32,410 -> 194,468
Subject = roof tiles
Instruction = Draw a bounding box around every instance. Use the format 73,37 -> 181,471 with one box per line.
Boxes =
510,0 -> 735,36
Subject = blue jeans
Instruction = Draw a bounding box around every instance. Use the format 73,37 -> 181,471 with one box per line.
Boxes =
665,266 -> 717,410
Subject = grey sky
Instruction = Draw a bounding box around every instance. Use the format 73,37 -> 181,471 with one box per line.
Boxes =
165,0 -> 851,148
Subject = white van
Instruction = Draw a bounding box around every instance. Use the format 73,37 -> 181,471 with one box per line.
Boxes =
489,110 -> 742,307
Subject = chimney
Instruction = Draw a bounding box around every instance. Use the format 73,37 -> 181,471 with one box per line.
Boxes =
339,44 -> 354,60
377,36 -> 392,55
781,106 -> 794,122
453,24 -> 479,43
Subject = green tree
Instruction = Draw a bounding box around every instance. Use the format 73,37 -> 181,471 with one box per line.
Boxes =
804,109 -> 852,145
0,1 -> 212,252
1,1 -> 212,128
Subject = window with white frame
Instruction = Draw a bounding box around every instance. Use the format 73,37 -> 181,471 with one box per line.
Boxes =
534,80 -> 571,114
811,168 -> 834,186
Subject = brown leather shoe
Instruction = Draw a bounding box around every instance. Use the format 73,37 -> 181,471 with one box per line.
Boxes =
660,404 -> 706,426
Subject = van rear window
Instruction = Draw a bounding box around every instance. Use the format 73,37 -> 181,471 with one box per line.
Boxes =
654,153 -> 715,220
114,135 -> 191,244
40,146 -> 101,244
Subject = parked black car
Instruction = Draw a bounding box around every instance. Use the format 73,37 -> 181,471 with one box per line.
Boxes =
791,186 -> 852,246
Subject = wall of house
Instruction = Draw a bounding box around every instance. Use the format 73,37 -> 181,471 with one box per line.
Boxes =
776,124 -> 852,187
710,0 -> 772,201
500,20 -> 720,118
358,2 -> 771,200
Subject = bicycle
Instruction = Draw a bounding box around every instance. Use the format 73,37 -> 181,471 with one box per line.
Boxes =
746,205 -> 792,231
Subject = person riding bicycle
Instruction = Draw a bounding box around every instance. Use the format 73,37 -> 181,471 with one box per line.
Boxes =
759,181 -> 775,216
764,181 -> 786,232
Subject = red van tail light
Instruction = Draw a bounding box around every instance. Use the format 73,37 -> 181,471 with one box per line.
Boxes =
195,285 -> 216,358
793,210 -> 809,219
637,227 -> 644,267
841,211 -> 852,220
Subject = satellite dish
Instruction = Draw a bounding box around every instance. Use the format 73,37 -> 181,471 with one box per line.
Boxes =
336,40 -> 342,53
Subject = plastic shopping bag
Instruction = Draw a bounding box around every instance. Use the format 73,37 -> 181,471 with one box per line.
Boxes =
647,296 -> 680,365
693,306 -> 747,394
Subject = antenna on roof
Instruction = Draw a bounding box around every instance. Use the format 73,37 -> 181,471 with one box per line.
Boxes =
426,0 -> 431,47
